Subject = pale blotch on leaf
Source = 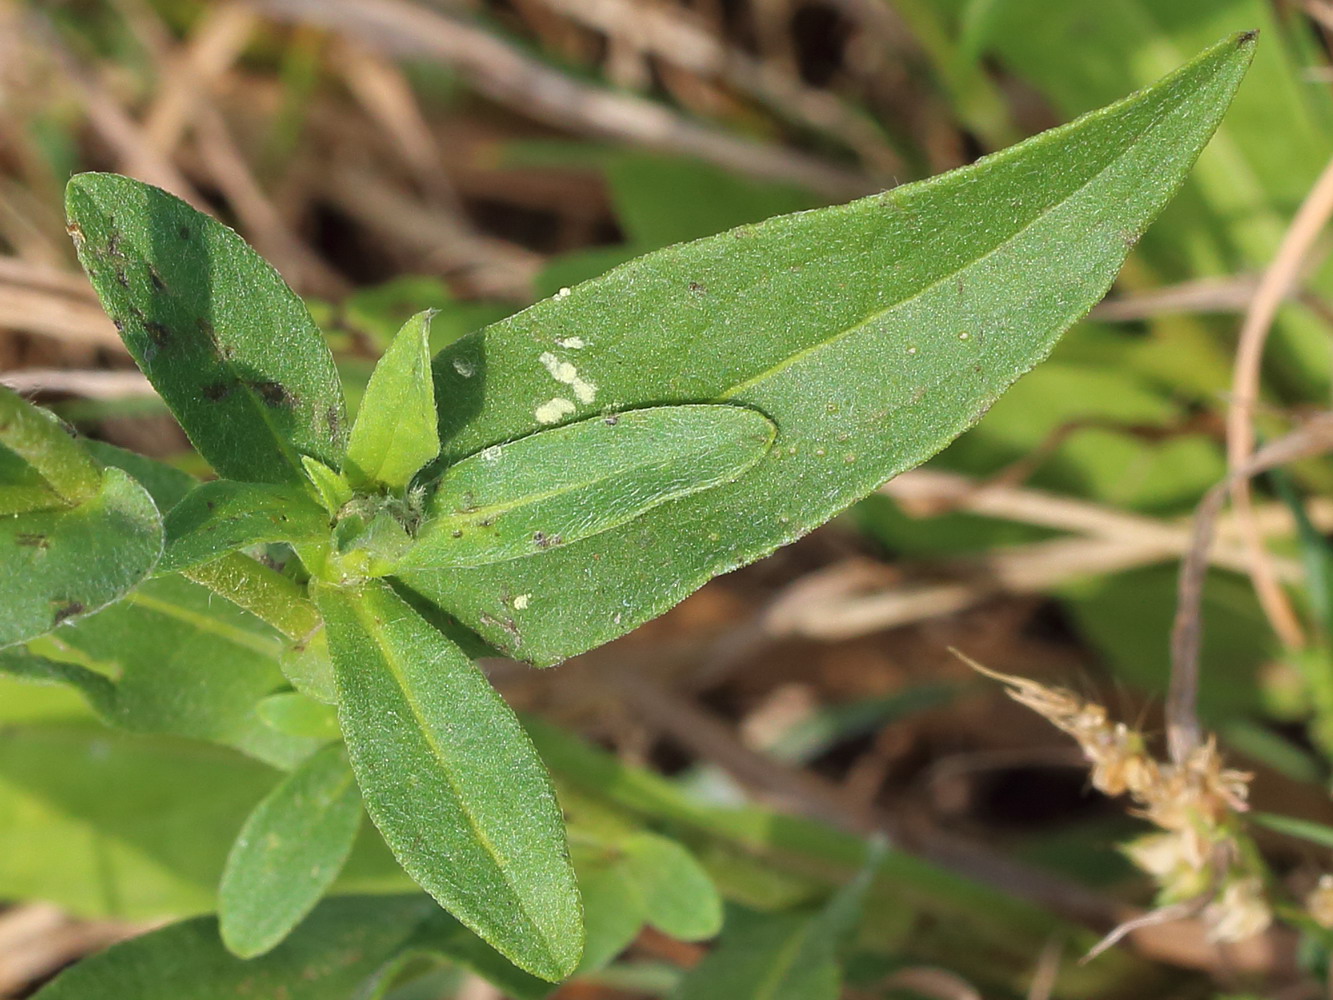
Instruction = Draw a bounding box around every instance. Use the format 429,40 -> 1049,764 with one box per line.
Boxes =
535,398 -> 575,425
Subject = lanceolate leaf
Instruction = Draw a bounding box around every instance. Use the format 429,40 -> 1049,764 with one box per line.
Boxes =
161,480 -> 330,573
315,580 -> 583,982
65,174 -> 347,486
0,468 -> 161,647
401,405 -> 775,570
398,34 -> 1255,665
219,743 -> 363,957
345,310 -> 440,492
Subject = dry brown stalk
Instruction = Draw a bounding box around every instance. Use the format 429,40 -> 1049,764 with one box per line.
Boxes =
1171,413 -> 1333,765
1226,152 -> 1333,654
251,0 -> 875,199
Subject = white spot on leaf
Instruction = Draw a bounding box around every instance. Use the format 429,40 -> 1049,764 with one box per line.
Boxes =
514,594 -> 531,610
535,397 -> 575,424
538,351 -> 597,405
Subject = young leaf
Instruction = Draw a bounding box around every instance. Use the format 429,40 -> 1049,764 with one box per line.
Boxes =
0,468 -> 162,647
256,692 -> 341,743
621,832 -> 723,941
82,439 -> 197,512
670,910 -> 840,1000
0,386 -> 101,506
33,896 -> 438,1000
65,173 -> 347,486
345,310 -> 441,492
401,34 -> 1256,665
219,743 -> 362,957
314,579 -> 583,982
182,552 -> 322,642
160,480 -> 330,573
400,404 -> 774,570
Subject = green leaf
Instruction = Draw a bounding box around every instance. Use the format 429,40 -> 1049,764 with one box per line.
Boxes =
0,722 -> 277,919
401,405 -> 775,571
315,579 -> 583,982
219,743 -> 363,957
0,468 -> 162,647
1252,812 -> 1333,850
345,310 -> 441,492
82,440 -> 197,512
0,386 -> 101,506
621,832 -> 723,941
161,480 -> 330,573
403,34 -> 1255,665
27,575 -> 319,768
33,896 -> 439,1000
257,692 -> 342,743
670,909 -> 840,1000
65,173 -> 347,486
182,552 -> 322,642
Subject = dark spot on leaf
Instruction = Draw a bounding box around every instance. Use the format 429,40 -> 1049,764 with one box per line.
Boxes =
327,405 -> 341,440
247,380 -> 297,408
1238,29 -> 1258,45
533,531 -> 562,549
203,382 -> 232,401
451,529 -> 463,538
688,281 -> 706,294
16,533 -> 48,549
114,266 -> 130,288
106,231 -> 123,256
205,500 -> 216,510
604,415 -> 619,426
144,320 -> 173,346
112,318 -> 125,334
52,600 -> 85,624
178,225 -> 191,239
149,266 -> 167,291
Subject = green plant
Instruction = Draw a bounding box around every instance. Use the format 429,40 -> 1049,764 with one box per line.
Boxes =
3,33 -> 1251,996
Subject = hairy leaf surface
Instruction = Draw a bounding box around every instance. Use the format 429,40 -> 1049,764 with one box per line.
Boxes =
400,35 -> 1255,665
65,174 -> 347,485
161,480 -> 329,573
316,579 -> 582,981
219,744 -> 362,957
401,405 -> 774,570
0,469 -> 161,647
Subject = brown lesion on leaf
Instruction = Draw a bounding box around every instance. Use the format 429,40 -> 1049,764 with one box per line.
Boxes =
16,533 -> 48,549
51,599 -> 86,625
479,611 -> 522,648
245,380 -> 297,409
326,404 -> 341,441
202,382 -> 233,401
532,531 -> 563,549
148,266 -> 167,292
178,225 -> 191,240
143,320 -> 173,347
65,221 -> 85,245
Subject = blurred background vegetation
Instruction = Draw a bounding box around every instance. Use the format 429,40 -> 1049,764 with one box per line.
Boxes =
7,0 -> 1333,996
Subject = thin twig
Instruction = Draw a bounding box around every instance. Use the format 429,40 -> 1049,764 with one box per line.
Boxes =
532,0 -> 902,174
1171,413 -> 1333,764
250,0 -> 876,199
761,470 -> 1325,642
0,369 -> 155,399
1226,153 -> 1333,654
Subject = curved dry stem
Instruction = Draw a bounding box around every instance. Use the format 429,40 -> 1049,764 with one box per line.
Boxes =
1225,153 -> 1333,653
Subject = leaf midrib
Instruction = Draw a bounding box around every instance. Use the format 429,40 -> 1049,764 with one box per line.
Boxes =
346,590 -> 559,966
716,78 -> 1185,403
